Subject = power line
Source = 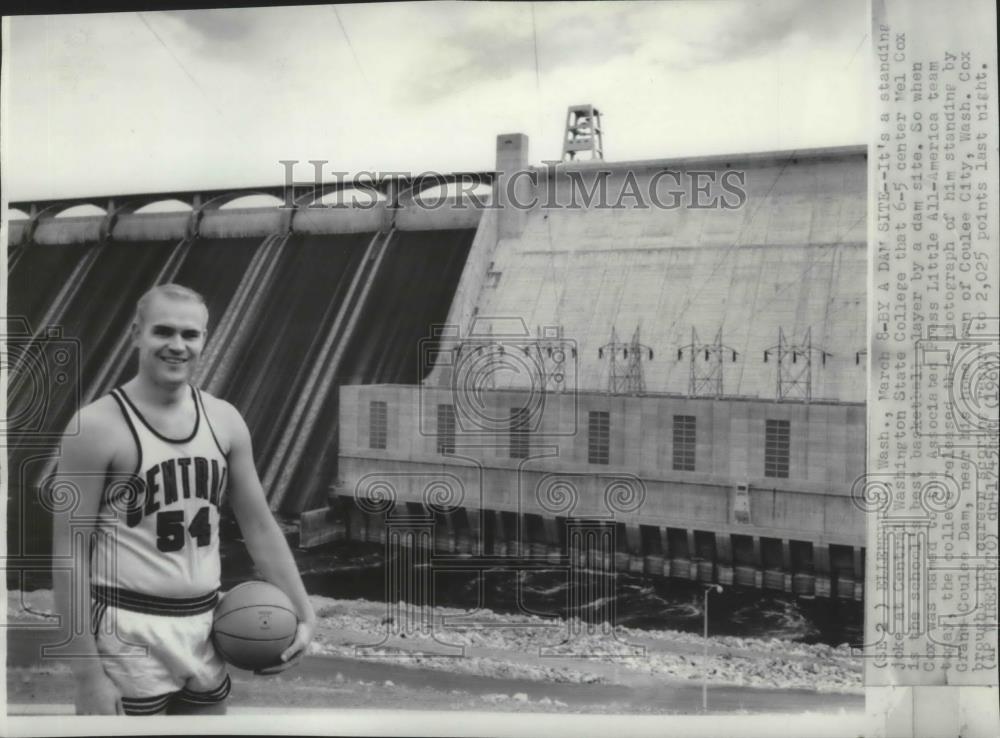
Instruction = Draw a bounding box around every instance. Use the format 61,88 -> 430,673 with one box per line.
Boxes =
329,6 -> 369,85
136,12 -> 219,114
529,3 -> 544,148
528,2 -> 561,316
845,33 -> 869,69
530,4 -> 542,93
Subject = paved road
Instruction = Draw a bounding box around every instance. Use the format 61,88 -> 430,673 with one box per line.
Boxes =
6,626 -> 862,714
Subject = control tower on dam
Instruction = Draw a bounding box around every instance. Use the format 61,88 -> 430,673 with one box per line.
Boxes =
326,133 -> 869,601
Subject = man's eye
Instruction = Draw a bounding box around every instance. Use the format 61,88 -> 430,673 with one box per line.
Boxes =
182,331 -> 202,340
153,328 -> 173,337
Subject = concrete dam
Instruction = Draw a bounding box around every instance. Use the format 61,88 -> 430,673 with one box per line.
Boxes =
7,132 -> 868,601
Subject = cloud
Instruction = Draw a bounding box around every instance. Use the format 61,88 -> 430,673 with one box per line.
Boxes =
399,3 -> 647,102
395,0 -> 865,102
677,0 -> 867,66
172,7 -> 262,44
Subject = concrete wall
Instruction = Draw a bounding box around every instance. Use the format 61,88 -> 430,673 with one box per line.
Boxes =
291,198 -> 484,232
427,146 -> 867,403
7,219 -> 28,246
393,197 -> 484,231
113,212 -> 190,241
291,204 -> 387,234
33,216 -> 104,245
8,197 -> 486,245
336,384 -> 866,548
438,205 -> 500,337
200,208 -> 286,238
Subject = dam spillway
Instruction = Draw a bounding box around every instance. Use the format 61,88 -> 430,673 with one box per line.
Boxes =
5,197 -> 477,564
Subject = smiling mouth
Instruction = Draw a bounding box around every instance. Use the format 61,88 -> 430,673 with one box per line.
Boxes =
160,356 -> 189,365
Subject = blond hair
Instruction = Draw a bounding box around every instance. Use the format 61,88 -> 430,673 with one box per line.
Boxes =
135,283 -> 208,326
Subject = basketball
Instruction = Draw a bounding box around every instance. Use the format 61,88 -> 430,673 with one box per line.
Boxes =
211,581 -> 299,672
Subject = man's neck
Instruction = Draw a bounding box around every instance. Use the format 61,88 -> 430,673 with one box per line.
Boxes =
125,376 -> 190,408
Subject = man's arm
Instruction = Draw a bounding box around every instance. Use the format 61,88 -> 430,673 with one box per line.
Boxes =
51,406 -> 123,715
224,402 -> 316,671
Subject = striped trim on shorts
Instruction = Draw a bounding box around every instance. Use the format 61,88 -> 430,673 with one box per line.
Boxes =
91,585 -> 220,616
121,692 -> 175,716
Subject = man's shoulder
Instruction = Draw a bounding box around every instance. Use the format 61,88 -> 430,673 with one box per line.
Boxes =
197,389 -> 247,435
198,389 -> 238,420
65,394 -> 130,453
75,394 -> 126,431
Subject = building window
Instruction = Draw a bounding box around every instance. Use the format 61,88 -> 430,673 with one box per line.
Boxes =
509,407 -> 530,459
369,400 -> 387,450
672,414 -> 696,471
765,419 -> 790,478
437,404 -> 455,455
588,411 -> 610,465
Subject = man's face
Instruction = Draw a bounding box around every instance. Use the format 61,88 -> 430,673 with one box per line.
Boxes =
133,295 -> 208,388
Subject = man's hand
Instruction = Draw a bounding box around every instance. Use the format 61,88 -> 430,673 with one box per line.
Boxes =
75,669 -> 123,715
255,619 -> 316,675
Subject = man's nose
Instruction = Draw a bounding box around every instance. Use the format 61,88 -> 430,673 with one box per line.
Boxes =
167,335 -> 185,352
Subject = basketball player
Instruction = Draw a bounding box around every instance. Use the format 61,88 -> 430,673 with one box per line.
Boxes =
52,284 -> 317,715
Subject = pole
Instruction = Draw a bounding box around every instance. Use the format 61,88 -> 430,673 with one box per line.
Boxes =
702,584 -> 721,713
702,587 -> 709,712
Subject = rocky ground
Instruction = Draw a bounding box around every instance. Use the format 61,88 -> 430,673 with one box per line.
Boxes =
304,595 -> 861,693
5,589 -> 862,714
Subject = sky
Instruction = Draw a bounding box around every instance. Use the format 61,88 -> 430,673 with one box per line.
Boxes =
2,0 -> 869,203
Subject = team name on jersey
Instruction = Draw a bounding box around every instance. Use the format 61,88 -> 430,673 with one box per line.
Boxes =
127,455 -> 228,528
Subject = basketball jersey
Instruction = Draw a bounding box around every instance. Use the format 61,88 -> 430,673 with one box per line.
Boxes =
92,386 -> 229,599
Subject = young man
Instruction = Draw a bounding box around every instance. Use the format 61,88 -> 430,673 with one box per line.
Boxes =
52,283 -> 316,715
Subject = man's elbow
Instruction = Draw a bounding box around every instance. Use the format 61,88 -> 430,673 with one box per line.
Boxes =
242,513 -> 282,545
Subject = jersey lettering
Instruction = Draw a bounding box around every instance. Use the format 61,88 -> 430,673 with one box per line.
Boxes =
127,456 -> 226,528
162,460 -> 178,506
155,506 -> 212,552
178,457 -> 192,498
144,466 -> 161,517
194,457 -> 209,500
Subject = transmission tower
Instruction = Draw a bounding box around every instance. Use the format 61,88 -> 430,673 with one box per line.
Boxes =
676,327 -> 738,397
763,327 -> 832,402
598,326 -> 653,395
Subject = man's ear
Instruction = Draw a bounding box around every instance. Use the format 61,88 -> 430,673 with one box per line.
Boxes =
130,320 -> 141,343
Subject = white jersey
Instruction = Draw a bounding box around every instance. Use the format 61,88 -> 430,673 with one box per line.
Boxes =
91,386 -> 228,606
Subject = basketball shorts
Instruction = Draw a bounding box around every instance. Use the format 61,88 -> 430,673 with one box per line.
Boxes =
91,586 -> 231,715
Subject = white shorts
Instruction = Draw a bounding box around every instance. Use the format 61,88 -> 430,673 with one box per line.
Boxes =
91,587 -> 230,715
